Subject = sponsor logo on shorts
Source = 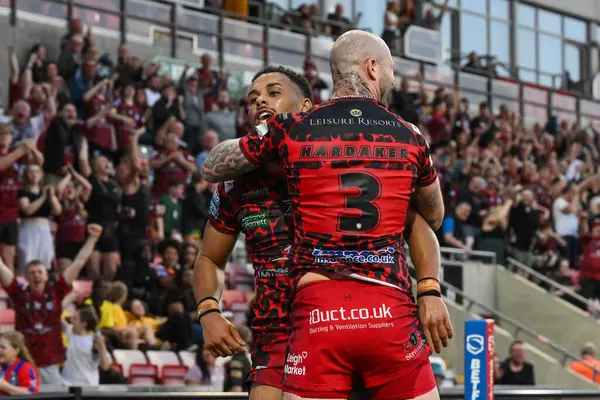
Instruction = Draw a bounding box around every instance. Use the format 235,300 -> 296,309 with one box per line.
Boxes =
209,190 -> 220,219
312,247 -> 395,264
404,330 -> 426,361
308,304 -> 394,333
284,352 -> 307,376
241,212 -> 270,229
241,187 -> 269,201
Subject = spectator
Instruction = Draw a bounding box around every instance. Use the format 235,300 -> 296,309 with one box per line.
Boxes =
151,84 -> 185,133
426,98 -> 451,145
390,78 -> 420,125
382,1 -> 401,51
158,179 -> 184,239
61,306 -> 111,386
0,331 -> 39,395
111,83 -> 146,153
185,336 -> 224,390
17,165 -> 62,274
84,280 -> 112,329
126,300 -> 159,349
421,1 -> 448,31
206,90 -> 237,141
304,61 -> 328,105
223,325 -> 252,392
10,101 -> 46,144
85,155 -> 121,280
477,191 -> 515,264
570,342 -> 600,383
327,3 -> 351,38
57,34 -> 84,83
553,183 -> 580,268
579,217 -> 600,301
42,103 -> 90,182
149,124 -> 196,199
0,225 -> 101,384
441,201 -> 474,253
155,239 -> 183,290
195,129 -> 219,170
182,172 -> 213,244
0,127 -> 36,271
102,281 -> 142,349
145,75 -> 163,108
196,54 -> 220,96
495,340 -> 535,385
55,165 -> 92,274
509,189 -> 543,267
117,241 -> 160,315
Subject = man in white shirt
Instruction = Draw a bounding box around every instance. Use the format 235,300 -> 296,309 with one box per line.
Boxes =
553,183 -> 580,268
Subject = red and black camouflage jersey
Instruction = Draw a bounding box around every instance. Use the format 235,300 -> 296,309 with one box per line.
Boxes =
208,168 -> 293,334
239,97 -> 437,293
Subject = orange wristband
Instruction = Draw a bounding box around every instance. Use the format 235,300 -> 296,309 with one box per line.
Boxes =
197,298 -> 220,315
417,281 -> 441,295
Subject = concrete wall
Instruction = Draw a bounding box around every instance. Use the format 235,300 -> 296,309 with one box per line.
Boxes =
443,298 -> 597,389
460,261 -> 497,315
495,267 -> 600,357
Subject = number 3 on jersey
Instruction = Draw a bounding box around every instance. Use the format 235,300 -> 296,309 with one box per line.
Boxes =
337,172 -> 382,233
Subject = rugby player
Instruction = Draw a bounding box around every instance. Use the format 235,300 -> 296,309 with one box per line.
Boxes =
194,66 -> 312,400
200,29 -> 451,400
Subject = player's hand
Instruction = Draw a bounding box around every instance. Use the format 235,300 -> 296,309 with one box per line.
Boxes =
200,312 -> 246,357
418,296 -> 453,354
87,223 -> 103,238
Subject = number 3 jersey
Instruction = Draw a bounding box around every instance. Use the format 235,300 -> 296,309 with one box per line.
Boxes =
208,169 -> 294,334
239,97 -> 438,293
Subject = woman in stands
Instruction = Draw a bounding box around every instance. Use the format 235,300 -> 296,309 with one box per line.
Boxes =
55,164 -> 92,274
17,164 -> 62,273
184,336 -> 224,390
0,331 -> 39,395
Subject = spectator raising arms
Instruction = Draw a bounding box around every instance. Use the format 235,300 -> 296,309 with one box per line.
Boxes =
0,331 -> 39,395
0,224 -> 102,385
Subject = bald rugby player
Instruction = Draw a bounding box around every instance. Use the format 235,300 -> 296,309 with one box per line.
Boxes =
200,30 -> 451,400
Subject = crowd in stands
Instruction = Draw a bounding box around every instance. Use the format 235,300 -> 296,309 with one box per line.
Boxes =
1,0 -> 600,393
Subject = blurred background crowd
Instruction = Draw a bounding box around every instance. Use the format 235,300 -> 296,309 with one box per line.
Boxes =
0,0 -> 599,393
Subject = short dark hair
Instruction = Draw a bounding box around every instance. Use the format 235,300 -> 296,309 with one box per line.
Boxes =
169,178 -> 184,187
26,260 -> 45,269
251,66 -> 313,102
509,340 -> 524,351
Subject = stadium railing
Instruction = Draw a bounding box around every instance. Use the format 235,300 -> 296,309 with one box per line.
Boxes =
506,257 -> 595,316
7,0 -> 600,125
29,387 -> 600,399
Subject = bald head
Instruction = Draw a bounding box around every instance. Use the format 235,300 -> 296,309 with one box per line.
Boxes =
329,30 -> 394,105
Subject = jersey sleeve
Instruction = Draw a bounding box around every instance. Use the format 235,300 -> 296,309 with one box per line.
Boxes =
17,362 -> 39,394
53,274 -> 72,304
208,182 -> 240,234
413,124 -> 438,187
239,114 -> 291,165
4,278 -> 25,302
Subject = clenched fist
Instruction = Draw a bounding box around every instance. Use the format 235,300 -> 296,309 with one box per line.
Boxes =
87,224 -> 103,238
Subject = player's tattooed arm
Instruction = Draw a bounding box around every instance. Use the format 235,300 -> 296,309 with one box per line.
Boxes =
202,139 -> 258,183
330,71 -> 373,98
413,179 -> 445,231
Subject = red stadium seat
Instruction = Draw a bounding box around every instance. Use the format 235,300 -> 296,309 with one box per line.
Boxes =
72,281 -> 93,301
129,375 -> 156,386
221,290 -> 247,311
162,377 -> 186,386
146,350 -> 181,376
112,349 -> 148,377
162,365 -> 188,380
0,309 -> 15,325
111,363 -> 123,375
129,363 -> 158,378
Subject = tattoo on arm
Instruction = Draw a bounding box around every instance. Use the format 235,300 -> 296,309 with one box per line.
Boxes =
415,185 -> 445,231
202,139 -> 257,183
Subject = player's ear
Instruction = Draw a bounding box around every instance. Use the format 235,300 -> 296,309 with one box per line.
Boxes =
366,58 -> 378,82
300,98 -> 313,113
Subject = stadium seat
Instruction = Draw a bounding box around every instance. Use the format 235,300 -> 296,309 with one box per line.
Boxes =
129,363 -> 158,378
162,377 -> 186,386
112,349 -> 148,377
129,375 -> 156,386
178,351 -> 195,369
221,290 -> 247,311
162,365 -> 189,381
72,281 -> 93,301
0,309 -> 15,326
146,350 -> 181,375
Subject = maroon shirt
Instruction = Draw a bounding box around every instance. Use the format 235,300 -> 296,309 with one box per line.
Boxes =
6,275 -> 71,367
150,149 -> 194,198
239,98 -> 437,292
84,118 -> 114,150
0,150 -> 24,223
580,235 -> 600,281
55,199 -> 87,244
113,99 -> 145,149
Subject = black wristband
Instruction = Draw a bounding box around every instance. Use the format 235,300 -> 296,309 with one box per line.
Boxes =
197,308 -> 221,321
197,296 -> 220,308
416,289 -> 442,301
417,277 -> 440,285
